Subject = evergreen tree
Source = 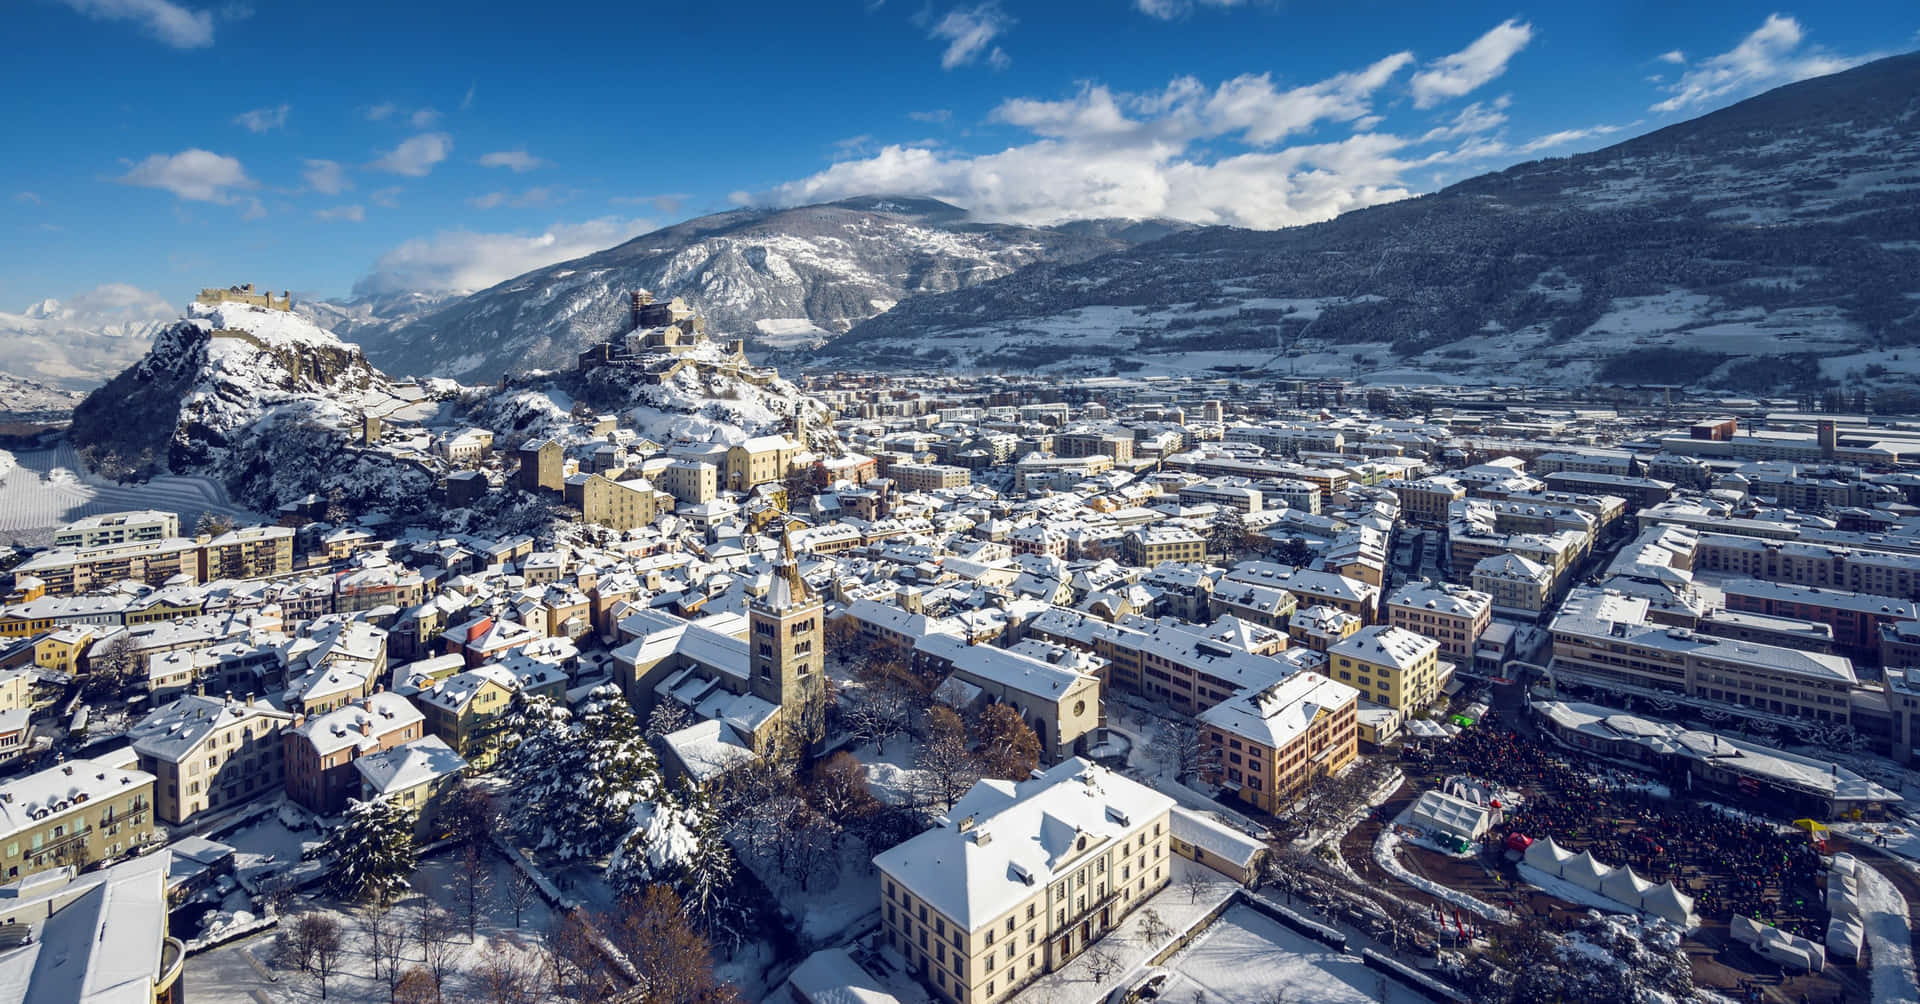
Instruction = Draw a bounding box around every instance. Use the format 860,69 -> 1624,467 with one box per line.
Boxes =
671,782 -> 745,947
505,685 -> 666,862
1209,506 -> 1249,559
320,798 -> 417,907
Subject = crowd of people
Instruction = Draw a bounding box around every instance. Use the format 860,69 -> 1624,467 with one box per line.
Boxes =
1419,712 -> 1827,939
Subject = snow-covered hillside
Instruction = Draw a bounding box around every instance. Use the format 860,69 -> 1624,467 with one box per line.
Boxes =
69,302 -> 435,512
819,52 -> 1920,395
353,197 -> 1178,381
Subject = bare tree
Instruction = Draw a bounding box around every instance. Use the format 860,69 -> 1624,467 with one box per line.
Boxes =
544,909 -> 614,1000
844,680 -> 915,753
477,951 -> 535,1004
916,705 -> 979,810
280,911 -> 327,972
395,967 -> 437,1004
645,700 -> 693,739
506,868 -> 538,929
1147,717 -> 1220,783
1137,906 -> 1172,945
418,907 -> 459,1002
1083,944 -> 1123,982
452,842 -> 494,940
310,914 -> 345,1000
361,907 -> 410,1003
1183,867 -> 1211,904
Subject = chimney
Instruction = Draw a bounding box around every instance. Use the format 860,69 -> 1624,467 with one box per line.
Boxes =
360,719 -> 372,737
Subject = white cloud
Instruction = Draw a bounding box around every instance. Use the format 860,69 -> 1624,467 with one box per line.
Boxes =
353,217 -> 654,296
116,149 -> 255,203
370,133 -> 453,177
55,0 -> 213,48
761,55 -> 1427,229
1134,0 -> 1245,20
1410,19 -> 1533,108
232,102 -> 288,133
460,83 -> 476,111
314,204 -> 365,223
32,283 -> 178,325
1651,14 -> 1869,113
302,159 -> 351,195
929,4 -> 1011,70
478,150 -> 548,173
365,102 -> 397,122
908,108 -> 953,124
14,192 -> 40,204
410,107 -> 441,128
369,186 -> 403,209
1657,50 -> 1686,64
1418,97 -> 1509,142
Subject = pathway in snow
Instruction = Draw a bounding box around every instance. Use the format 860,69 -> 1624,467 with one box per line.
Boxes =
1372,828 -> 1517,924
1855,862 -> 1919,1004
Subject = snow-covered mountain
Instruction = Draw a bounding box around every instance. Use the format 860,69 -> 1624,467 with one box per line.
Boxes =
353,197 -> 1181,380
0,296 -> 174,392
293,289 -> 462,346
819,52 -> 1920,393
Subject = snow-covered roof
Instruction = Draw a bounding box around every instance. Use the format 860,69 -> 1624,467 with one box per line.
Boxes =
0,850 -> 172,1004
872,758 -> 1173,931
353,735 -> 468,796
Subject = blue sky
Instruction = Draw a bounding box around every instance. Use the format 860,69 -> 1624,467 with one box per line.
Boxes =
2,1 -> 1914,322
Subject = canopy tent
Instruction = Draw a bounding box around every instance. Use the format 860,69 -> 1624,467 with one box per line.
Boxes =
1827,918 -> 1864,962
1642,881 -> 1696,929
1562,850 -> 1613,892
1411,789 -> 1494,844
1522,836 -> 1575,877
1601,866 -> 1654,908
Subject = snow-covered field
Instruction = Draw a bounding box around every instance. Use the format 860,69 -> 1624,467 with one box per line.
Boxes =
192,848 -> 559,1004
1160,904 -> 1433,1004
0,442 -> 259,545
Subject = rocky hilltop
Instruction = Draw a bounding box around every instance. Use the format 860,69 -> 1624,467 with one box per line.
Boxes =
819,53 -> 1920,393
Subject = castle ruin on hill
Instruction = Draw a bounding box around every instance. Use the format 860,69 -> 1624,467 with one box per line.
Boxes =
195,283 -> 292,311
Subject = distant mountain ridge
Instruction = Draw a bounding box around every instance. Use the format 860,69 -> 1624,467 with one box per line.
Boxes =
816,52 -> 1920,392
347,197 -> 1188,381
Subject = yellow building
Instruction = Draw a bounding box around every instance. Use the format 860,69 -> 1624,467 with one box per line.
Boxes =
413,666 -> 519,767
128,695 -> 295,825
1198,672 -> 1360,815
33,627 -> 97,676
0,751 -> 158,882
1327,625 -> 1444,715
874,760 -> 1174,1004
1125,528 -> 1207,566
576,473 -> 668,531
725,435 -> 799,491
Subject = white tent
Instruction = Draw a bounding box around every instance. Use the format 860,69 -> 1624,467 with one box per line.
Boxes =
1827,881 -> 1860,919
1827,918 -> 1864,962
1562,850 -> 1613,892
1411,790 -> 1493,844
1601,866 -> 1654,908
1642,881 -> 1696,929
1522,836 -> 1575,877
1730,914 -> 1767,947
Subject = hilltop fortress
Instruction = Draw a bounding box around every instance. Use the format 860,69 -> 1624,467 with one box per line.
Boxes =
195,283 -> 292,311
576,289 -> 770,387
